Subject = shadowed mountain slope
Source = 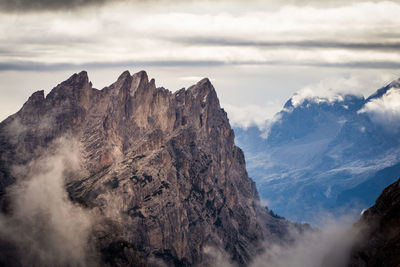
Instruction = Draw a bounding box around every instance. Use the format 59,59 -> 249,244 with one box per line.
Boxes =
234,77 -> 400,223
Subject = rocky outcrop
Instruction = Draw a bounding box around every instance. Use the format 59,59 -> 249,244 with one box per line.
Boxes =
349,178 -> 400,267
0,70 -> 290,266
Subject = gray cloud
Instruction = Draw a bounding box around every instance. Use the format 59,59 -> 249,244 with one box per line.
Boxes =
0,0 -> 238,12
279,0 -> 386,6
1,0 -> 398,73
176,37 -> 400,52
0,60 -> 224,72
0,0 -> 387,12
313,61 -> 400,69
0,0 -> 114,12
1,59 -> 400,72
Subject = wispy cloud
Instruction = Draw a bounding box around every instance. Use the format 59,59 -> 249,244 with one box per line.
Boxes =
289,74 -> 395,107
0,0 -> 389,12
2,59 -> 400,72
0,139 -> 96,266
0,60 -> 224,72
251,215 -> 361,267
175,37 -> 400,51
223,103 -> 282,129
223,73 -> 399,132
359,81 -> 400,131
0,1 -> 399,71
201,214 -> 363,267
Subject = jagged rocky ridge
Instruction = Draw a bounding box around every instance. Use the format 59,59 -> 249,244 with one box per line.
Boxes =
349,177 -> 400,267
0,70 -> 292,266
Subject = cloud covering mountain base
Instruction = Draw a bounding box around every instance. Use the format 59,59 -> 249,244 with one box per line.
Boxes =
0,140 -> 97,267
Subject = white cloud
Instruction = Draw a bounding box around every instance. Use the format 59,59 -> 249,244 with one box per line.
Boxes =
359,85 -> 400,129
223,102 -> 282,129
0,139 -> 96,266
251,215 -> 361,267
202,211 -> 363,267
222,73 -> 400,134
290,73 -> 396,107
0,1 -> 399,68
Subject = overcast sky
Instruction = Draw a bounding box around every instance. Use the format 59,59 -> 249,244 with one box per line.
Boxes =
0,0 -> 399,128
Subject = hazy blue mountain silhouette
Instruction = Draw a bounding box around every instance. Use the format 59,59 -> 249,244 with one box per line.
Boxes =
234,78 -> 400,223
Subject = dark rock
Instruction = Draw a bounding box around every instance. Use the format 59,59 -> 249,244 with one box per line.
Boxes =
0,70 -> 292,266
348,178 -> 400,267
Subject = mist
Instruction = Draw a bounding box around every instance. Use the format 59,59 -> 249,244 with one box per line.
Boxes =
202,214 -> 363,267
0,139 -> 96,267
251,216 -> 362,267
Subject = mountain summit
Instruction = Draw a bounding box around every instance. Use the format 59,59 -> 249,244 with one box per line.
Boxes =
0,70 -> 290,266
235,77 -> 400,223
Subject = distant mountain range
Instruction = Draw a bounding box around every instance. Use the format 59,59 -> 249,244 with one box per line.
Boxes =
234,77 -> 400,223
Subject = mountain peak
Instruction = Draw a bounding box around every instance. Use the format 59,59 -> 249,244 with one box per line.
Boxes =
78,70 -> 88,76
21,90 -> 45,112
63,70 -> 90,86
367,76 -> 400,102
196,77 -> 214,91
28,90 -> 45,102
198,77 -> 211,85
117,70 -> 131,81
389,77 -> 400,88
132,70 -> 148,84
0,70 -> 290,266
187,77 -> 215,96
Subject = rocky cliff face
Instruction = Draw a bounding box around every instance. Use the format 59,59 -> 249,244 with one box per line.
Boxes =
349,177 -> 400,267
0,71 -> 289,266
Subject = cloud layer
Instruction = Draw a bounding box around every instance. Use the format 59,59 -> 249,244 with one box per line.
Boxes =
224,103 -> 282,129
226,73 -> 397,130
289,74 -> 394,107
0,0 -> 116,12
359,83 -> 400,130
177,37 -> 400,51
201,215 -> 362,267
250,216 -> 361,267
0,140 -> 96,266
0,1 -> 399,70
0,0 -> 389,12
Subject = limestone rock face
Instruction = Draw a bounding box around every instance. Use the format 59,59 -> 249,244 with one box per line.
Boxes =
349,178 -> 400,267
0,71 -> 289,266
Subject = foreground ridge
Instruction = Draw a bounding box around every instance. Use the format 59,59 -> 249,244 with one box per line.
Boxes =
0,70 -> 292,266
349,177 -> 400,267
